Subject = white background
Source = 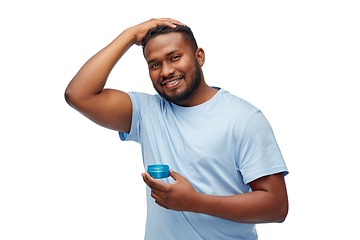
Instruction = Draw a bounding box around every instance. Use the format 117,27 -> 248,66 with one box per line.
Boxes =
1,0 -> 359,239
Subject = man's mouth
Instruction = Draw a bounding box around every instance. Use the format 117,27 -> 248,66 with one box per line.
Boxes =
162,76 -> 184,89
165,79 -> 180,85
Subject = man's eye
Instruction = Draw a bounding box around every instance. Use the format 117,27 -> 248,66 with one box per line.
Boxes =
171,56 -> 180,61
151,63 -> 159,69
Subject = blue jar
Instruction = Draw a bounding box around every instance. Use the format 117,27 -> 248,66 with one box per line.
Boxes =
147,164 -> 170,179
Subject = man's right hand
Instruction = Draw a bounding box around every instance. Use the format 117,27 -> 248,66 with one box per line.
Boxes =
128,18 -> 183,46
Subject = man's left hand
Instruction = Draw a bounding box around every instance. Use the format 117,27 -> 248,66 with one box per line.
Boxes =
142,169 -> 201,212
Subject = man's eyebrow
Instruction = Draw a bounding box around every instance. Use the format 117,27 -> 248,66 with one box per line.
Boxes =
147,49 -> 180,65
165,49 -> 180,56
147,59 -> 157,65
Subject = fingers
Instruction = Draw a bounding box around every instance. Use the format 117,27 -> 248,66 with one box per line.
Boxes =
155,200 -> 168,209
142,172 -> 167,206
142,172 -> 155,188
155,18 -> 184,28
142,172 -> 167,191
131,18 -> 184,46
169,169 -> 181,181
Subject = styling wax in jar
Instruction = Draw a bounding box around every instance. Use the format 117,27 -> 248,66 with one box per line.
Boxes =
147,164 -> 170,179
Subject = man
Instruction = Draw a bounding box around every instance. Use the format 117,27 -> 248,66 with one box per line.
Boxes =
65,18 -> 288,240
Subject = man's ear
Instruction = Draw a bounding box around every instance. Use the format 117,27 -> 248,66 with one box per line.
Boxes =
195,48 -> 205,67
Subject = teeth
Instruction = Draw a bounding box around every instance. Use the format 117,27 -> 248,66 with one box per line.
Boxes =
165,79 -> 179,85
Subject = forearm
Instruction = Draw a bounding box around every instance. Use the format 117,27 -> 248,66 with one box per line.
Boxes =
65,28 -> 136,104
194,190 -> 288,224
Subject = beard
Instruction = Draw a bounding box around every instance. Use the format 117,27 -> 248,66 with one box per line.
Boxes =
153,60 -> 202,104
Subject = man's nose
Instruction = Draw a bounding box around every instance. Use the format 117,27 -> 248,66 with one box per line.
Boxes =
161,62 -> 175,79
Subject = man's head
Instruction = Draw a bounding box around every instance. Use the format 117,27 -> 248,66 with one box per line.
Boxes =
142,25 -> 205,107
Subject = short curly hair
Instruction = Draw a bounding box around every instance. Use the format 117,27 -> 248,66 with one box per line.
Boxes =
142,24 -> 198,56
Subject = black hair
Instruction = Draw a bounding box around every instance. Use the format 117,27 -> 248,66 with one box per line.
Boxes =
142,24 -> 198,55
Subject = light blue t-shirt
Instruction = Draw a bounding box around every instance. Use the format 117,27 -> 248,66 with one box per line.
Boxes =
119,88 -> 288,240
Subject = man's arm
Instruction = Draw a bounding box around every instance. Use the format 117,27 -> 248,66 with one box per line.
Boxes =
64,18 -> 182,132
142,170 -> 288,224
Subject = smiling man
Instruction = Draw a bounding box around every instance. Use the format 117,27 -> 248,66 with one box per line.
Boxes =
65,18 -> 289,240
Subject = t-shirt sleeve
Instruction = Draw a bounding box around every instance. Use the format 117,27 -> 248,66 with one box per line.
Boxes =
238,110 -> 288,185
119,92 -> 154,142
119,92 -> 140,141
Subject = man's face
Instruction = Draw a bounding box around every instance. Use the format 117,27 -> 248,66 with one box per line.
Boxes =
144,32 -> 203,105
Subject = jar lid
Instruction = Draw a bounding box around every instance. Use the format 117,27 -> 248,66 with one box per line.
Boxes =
147,164 -> 170,179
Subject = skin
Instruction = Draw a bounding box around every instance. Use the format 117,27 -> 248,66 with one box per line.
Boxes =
65,18 -> 288,224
